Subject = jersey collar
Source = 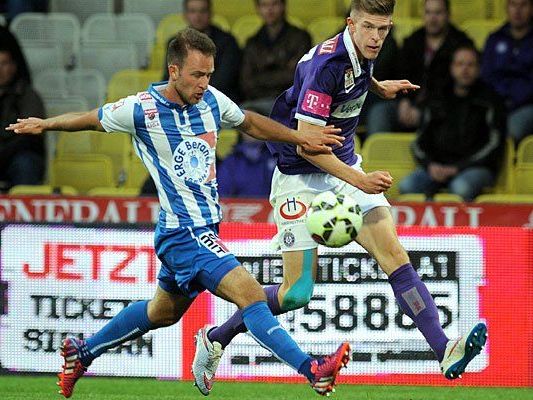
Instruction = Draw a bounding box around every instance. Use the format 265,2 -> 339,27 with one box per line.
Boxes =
149,81 -> 189,110
342,27 -> 362,78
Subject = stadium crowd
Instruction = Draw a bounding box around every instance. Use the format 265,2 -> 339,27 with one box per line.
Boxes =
0,0 -> 532,201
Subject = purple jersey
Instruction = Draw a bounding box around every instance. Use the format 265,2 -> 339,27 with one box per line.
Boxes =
267,28 -> 374,175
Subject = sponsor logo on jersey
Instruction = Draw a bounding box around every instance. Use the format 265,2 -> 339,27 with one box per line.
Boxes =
279,197 -> 307,220
144,108 -> 158,120
318,36 -> 339,54
111,99 -> 125,111
173,134 -> 215,184
198,231 -> 230,257
331,92 -> 368,118
139,92 -> 153,101
302,90 -> 332,118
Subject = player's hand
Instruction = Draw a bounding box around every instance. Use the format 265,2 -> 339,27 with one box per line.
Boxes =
359,171 -> 393,194
376,80 -> 420,99
5,118 -> 47,135
299,125 -> 344,154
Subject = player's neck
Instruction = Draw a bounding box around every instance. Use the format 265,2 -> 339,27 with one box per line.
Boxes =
510,23 -> 530,40
162,84 -> 186,107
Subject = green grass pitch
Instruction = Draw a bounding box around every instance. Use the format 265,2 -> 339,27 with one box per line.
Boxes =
0,376 -> 532,400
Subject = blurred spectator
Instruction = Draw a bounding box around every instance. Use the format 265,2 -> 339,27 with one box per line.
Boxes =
481,0 -> 532,144
399,46 -> 505,201
367,0 -> 473,135
217,133 -> 275,198
240,0 -> 311,116
0,25 -> 31,83
6,0 -> 48,24
163,0 -> 241,102
0,43 -> 45,189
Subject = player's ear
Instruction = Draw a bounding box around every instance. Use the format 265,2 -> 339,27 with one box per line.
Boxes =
346,17 -> 356,34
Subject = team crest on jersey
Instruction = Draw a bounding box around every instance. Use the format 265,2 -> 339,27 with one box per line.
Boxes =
144,108 -> 158,120
344,68 -> 355,92
173,132 -> 216,184
318,36 -> 339,54
282,230 -> 295,248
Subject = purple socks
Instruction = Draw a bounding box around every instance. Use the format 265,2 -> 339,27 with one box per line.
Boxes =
389,263 -> 448,361
208,284 -> 282,348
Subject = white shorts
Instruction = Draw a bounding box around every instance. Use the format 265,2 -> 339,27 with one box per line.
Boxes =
270,157 -> 390,252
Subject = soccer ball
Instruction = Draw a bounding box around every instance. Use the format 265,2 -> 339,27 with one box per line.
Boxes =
306,191 -> 363,248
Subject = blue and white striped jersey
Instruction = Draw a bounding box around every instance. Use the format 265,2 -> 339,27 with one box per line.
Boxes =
98,82 -> 245,228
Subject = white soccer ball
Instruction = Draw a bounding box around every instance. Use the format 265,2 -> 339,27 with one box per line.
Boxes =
306,191 -> 363,248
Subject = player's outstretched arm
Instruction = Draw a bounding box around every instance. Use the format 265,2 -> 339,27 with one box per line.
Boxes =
370,77 -> 420,100
5,109 -> 104,135
237,110 -> 344,154
296,120 -> 392,194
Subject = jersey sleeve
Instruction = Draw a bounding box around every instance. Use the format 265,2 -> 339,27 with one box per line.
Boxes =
209,85 -> 245,128
98,95 -> 138,134
295,64 -> 339,127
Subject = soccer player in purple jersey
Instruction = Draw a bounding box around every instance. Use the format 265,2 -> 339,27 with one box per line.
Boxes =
196,0 -> 488,389
7,28 -> 351,398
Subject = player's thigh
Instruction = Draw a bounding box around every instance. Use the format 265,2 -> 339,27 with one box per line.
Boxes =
148,285 -> 195,326
214,265 -> 267,309
355,206 -> 409,275
280,249 -> 318,288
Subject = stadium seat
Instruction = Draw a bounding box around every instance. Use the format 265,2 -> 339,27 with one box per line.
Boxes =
10,12 -> 80,68
354,134 -> 361,154
19,41 -> 64,76
308,17 -> 344,45
491,0 -> 507,21
56,131 -> 99,156
395,193 -> 426,202
475,193 -> 533,203
107,69 -> 162,102
460,19 -> 501,50
50,0 -> 114,23
88,187 -> 140,197
392,17 -> 423,45
514,165 -> 533,194
517,135 -> 533,164
490,138 -> 515,193
9,185 -> 79,196
212,0 -> 257,25
43,95 -> 89,117
123,0 -> 182,27
156,14 -> 188,45
95,133 -> 133,186
361,132 -> 417,199
450,0 -> 491,24
51,154 -> 115,193
82,13 -> 155,68
79,43 -> 139,82
35,69 -> 106,109
149,43 -> 167,71
216,129 -> 239,160
124,154 -> 150,190
286,0 -> 337,24
395,193 -> 464,202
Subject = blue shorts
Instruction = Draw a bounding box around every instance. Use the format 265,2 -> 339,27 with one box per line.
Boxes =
154,223 -> 240,299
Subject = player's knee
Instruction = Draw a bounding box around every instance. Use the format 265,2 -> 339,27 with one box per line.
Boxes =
387,242 -> 408,264
147,301 -> 181,327
281,282 -> 314,311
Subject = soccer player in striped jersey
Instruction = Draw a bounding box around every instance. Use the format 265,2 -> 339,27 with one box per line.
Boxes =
7,28 -> 350,398
198,0 -> 487,386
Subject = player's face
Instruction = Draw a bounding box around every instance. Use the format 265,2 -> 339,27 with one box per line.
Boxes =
451,48 -> 479,88
170,50 -> 214,105
507,0 -> 532,29
0,51 -> 17,87
185,0 -> 211,31
347,12 -> 392,60
257,0 -> 285,26
424,0 -> 449,36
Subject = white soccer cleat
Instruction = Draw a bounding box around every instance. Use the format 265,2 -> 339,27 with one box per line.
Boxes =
192,325 -> 224,396
440,322 -> 488,380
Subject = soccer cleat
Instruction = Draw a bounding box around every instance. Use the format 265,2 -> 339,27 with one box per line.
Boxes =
440,322 -> 488,380
57,337 -> 87,398
192,325 -> 224,396
309,342 -> 351,396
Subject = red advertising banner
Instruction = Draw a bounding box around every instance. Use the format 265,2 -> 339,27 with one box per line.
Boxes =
0,223 -> 531,386
0,195 -> 531,227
